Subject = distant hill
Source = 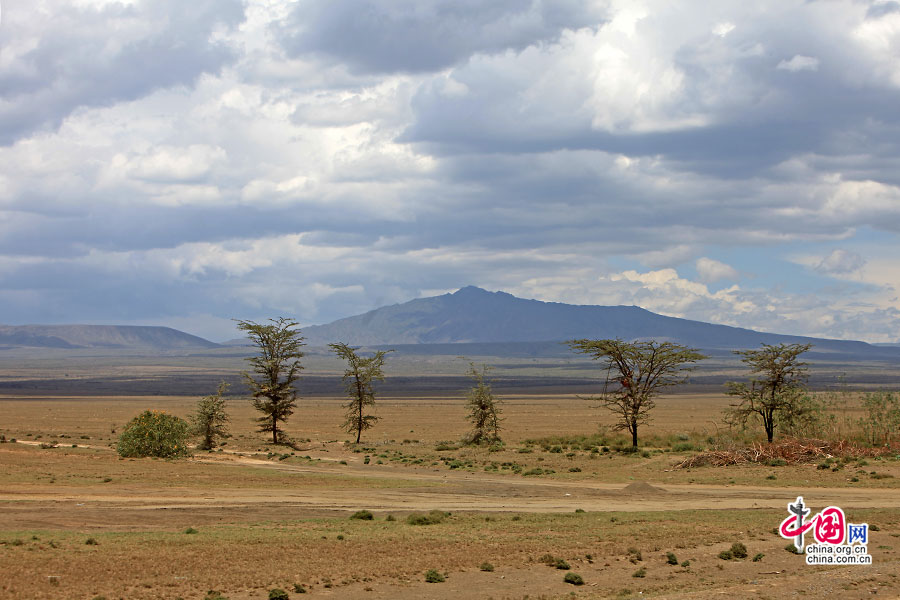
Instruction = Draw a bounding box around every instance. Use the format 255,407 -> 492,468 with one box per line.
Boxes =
0,324 -> 219,350
302,286 -> 899,357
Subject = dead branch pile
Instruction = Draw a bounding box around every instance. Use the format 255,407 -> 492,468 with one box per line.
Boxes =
675,437 -> 897,468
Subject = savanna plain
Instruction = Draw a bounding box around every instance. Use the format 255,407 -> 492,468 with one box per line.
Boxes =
1,351 -> 899,600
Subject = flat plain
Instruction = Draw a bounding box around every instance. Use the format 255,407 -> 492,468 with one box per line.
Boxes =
1,355 -> 900,599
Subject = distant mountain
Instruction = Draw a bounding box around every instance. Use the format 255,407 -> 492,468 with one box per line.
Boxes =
302,286 -> 898,357
0,324 -> 219,350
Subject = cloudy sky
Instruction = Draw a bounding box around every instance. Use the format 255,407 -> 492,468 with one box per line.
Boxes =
2,0 -> 900,343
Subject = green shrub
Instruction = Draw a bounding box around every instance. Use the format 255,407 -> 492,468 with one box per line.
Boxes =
184,527 -> 198,534
203,592 -> 228,600
680,560 -> 690,568
385,514 -> 396,522
350,510 -> 374,520
293,583 -> 306,593
554,558 -> 570,570
752,553 -> 764,562
116,410 -> 190,458
666,551 -> 678,565
730,542 -> 748,559
479,562 -> 494,572
718,550 -> 734,560
785,543 -> 801,554
563,572 -> 584,585
424,569 -> 445,583
268,589 -> 289,600
407,510 -> 449,525
632,567 -> 646,578
85,537 -> 99,545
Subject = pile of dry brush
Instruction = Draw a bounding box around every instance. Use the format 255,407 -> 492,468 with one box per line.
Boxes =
675,437 -> 898,468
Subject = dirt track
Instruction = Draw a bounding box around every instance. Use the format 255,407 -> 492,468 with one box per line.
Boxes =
4,452 -> 900,531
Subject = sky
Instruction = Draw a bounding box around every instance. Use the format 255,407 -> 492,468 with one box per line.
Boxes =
1,0 -> 900,343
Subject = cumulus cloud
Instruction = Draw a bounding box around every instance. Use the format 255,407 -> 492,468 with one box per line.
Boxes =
2,0 -> 900,343
0,0 -> 245,145
275,0 -> 606,74
696,257 -> 739,282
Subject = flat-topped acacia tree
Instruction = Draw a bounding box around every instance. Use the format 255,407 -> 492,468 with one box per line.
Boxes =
236,317 -> 305,445
568,339 -> 706,448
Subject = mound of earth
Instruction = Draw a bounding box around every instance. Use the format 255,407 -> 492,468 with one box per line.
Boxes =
621,481 -> 668,495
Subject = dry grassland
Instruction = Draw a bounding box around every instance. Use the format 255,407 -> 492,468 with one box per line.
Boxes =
1,392 -> 899,599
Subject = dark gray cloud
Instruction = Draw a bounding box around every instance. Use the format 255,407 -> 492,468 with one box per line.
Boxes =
276,0 -> 606,73
0,0 -> 245,145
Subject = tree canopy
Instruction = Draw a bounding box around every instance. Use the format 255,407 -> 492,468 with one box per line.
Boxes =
329,342 -> 391,444
236,317 -> 305,445
725,342 -> 812,443
568,339 -> 706,447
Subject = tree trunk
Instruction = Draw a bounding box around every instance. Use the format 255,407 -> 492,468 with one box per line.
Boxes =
356,427 -> 361,444
272,418 -> 278,444
632,427 -> 639,449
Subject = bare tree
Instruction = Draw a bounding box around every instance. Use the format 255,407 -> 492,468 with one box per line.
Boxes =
329,342 -> 391,444
464,361 -> 502,445
191,381 -> 230,450
568,339 -> 706,448
236,317 -> 305,444
725,343 -> 812,443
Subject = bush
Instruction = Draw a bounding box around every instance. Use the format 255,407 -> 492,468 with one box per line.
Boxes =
268,589 -> 289,600
116,410 -> 190,458
424,569 -> 445,583
184,527 -> 198,534
554,558 -> 570,570
730,542 -> 748,559
752,553 -> 764,562
632,567 -> 647,578
479,562 -> 494,572
563,572 -> 584,585
785,543 -> 801,554
718,550 -> 734,560
350,510 -> 374,520
407,510 -> 449,525
666,551 -> 678,565
85,537 -> 99,545
203,592 -> 228,600
293,583 -> 306,593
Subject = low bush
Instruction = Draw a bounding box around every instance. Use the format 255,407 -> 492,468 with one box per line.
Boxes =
268,589 -> 289,600
554,558 -> 570,570
718,550 -> 733,560
479,562 -> 494,572
293,583 -> 306,594
563,572 -> 584,585
632,567 -> 646,578
407,510 -> 449,525
730,542 -> 748,559
350,510 -> 374,520
424,569 -> 445,583
116,410 -> 190,458
752,553 -> 765,562
666,551 -> 678,565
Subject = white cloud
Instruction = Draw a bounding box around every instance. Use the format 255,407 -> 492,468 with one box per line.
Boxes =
815,249 -> 866,275
776,55 -> 820,72
696,257 -> 739,282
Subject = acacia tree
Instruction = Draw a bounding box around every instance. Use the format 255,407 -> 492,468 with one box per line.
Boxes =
236,318 -> 305,444
568,339 -> 706,448
191,381 -> 230,450
725,343 -> 812,443
329,342 -> 391,444
464,361 -> 502,445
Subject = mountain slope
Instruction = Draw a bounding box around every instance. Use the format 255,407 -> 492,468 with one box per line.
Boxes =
0,324 -> 219,350
302,286 -> 893,356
